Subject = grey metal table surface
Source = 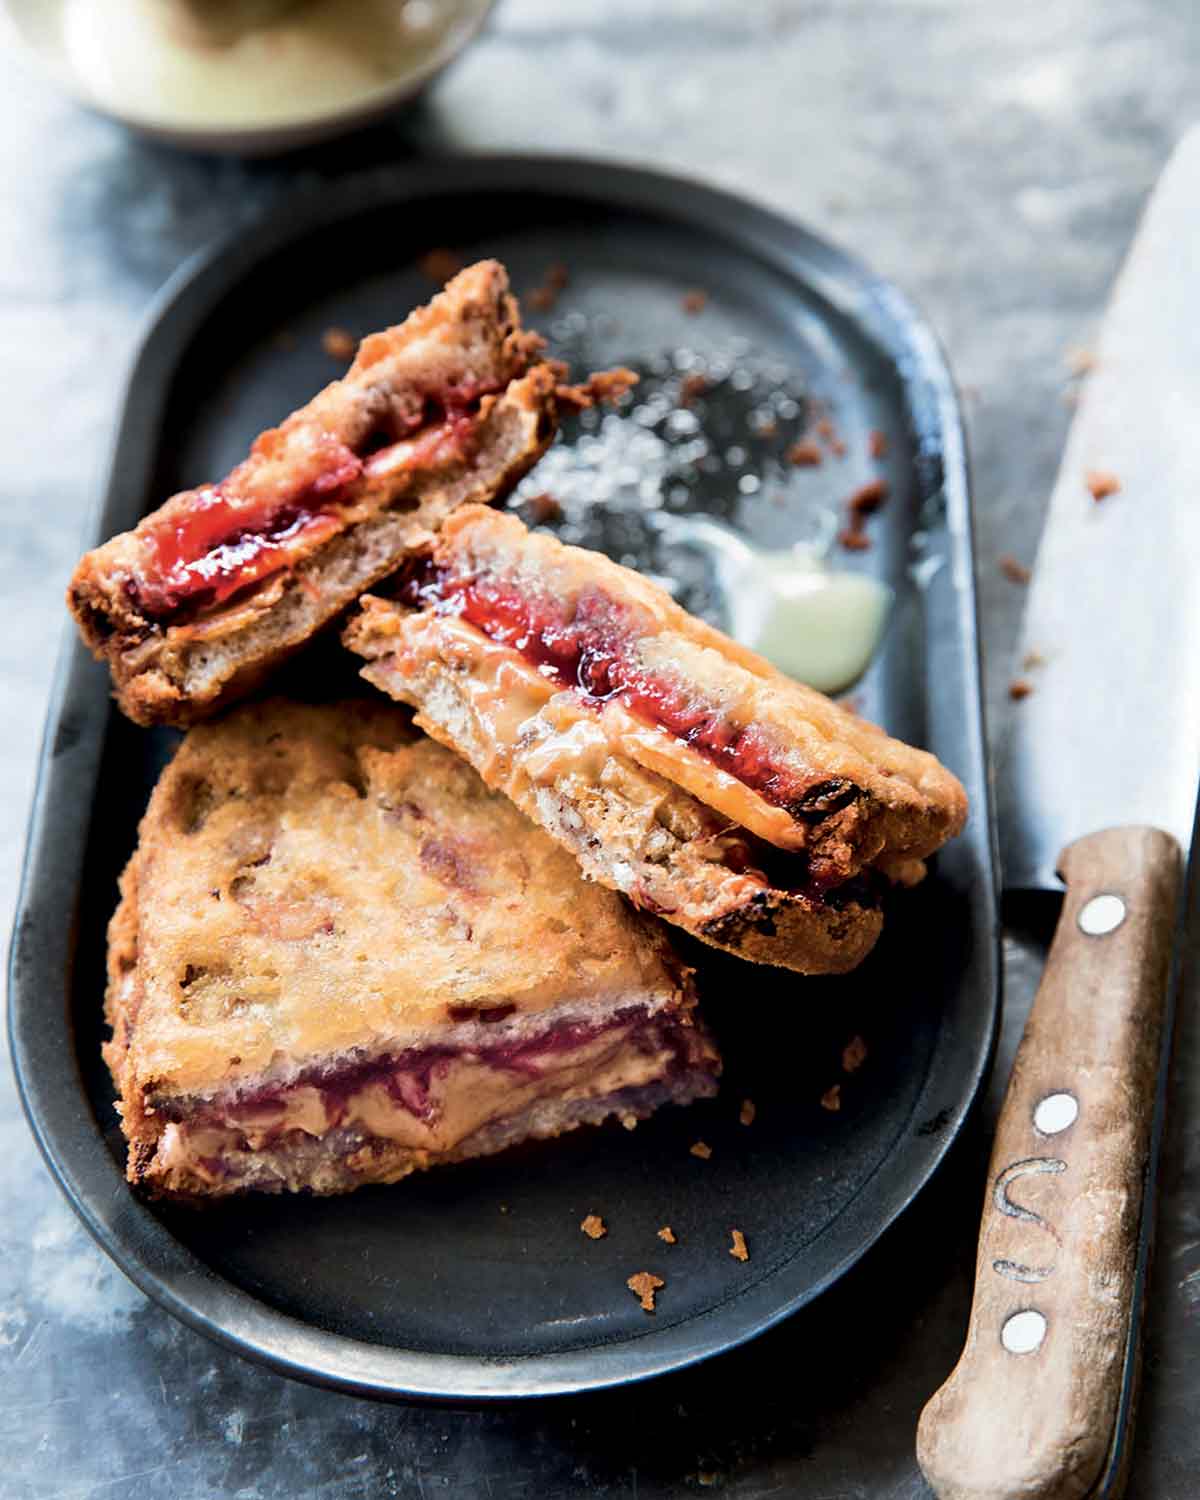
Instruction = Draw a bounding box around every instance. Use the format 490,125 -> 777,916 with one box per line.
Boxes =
2,3 -> 1198,1496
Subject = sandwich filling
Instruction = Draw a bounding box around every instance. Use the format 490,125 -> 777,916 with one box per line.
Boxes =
146,1004 -> 717,1192
130,382 -> 502,624
395,558 -> 856,824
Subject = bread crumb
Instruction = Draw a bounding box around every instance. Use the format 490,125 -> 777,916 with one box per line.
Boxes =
620,1113 -> 639,1131
729,1229 -> 750,1262
627,1271 -> 664,1312
1022,649 -> 1046,671
499,1204 -> 509,1214
322,327 -> 357,361
820,1084 -> 842,1112
689,1140 -> 712,1160
785,438 -> 823,467
679,372 -> 711,407
581,1214 -> 607,1240
555,367 -> 638,410
682,289 -> 708,314
842,1035 -> 868,1073
739,1098 -> 756,1127
418,248 -> 465,284
847,478 -> 889,519
999,554 -> 1031,585
837,527 -> 872,552
868,428 -> 889,459
527,262 -> 569,312
1009,678 -> 1034,701
520,492 -> 564,526
1086,469 -> 1121,501
657,1226 -> 677,1245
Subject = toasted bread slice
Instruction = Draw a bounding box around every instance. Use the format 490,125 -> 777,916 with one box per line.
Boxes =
70,262 -> 632,728
344,506 -> 967,974
104,699 -> 718,1198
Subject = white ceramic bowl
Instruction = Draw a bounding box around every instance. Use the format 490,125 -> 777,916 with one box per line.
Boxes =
3,0 -> 494,155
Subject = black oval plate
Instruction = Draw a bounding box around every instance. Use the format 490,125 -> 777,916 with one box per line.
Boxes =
8,157 -> 999,1401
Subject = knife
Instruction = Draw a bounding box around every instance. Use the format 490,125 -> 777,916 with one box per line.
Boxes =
916,127 -> 1200,1500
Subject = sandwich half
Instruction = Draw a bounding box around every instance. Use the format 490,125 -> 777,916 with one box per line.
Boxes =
104,698 -> 719,1198
344,506 -> 968,975
70,261 -> 631,728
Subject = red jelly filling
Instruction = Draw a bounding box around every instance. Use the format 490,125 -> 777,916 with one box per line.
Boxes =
399,559 -> 857,824
132,382 -> 499,623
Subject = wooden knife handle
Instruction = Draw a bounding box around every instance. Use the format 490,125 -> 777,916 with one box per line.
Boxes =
916,826 -> 1182,1500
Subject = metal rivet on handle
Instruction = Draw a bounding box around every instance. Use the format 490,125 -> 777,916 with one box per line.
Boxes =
1033,1093 -> 1079,1135
1078,893 -> 1126,936
1001,1309 -> 1047,1355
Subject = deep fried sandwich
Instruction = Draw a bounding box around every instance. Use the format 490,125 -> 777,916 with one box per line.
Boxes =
344,507 -> 968,973
70,261 -> 632,727
104,700 -> 719,1198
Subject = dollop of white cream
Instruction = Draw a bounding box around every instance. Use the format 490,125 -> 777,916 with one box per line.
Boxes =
651,513 -> 891,695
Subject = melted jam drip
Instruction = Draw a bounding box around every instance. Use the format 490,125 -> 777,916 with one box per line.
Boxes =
132,384 -> 496,622
398,557 -> 857,825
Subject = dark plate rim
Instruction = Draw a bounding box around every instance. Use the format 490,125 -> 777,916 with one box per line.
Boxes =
8,153 -> 1001,1401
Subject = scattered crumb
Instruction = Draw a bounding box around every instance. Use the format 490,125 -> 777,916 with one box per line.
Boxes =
521,492 -> 564,526
527,262 -> 569,312
837,478 -> 889,553
729,1229 -> 750,1263
581,1214 -> 607,1240
418,248 -> 464,284
499,1204 -> 509,1214
999,554 -> 1031,585
739,1098 -> 756,1127
1066,347 -> 1098,377
785,438 -> 823,467
555,367 -> 638,410
757,418 -> 779,437
820,1084 -> 842,1113
1086,469 -> 1121,501
620,1113 -> 638,1131
842,1035 -> 868,1074
321,326 -> 357,361
657,1226 -> 677,1245
1009,678 -> 1034,701
682,289 -> 708,314
1022,649 -> 1046,671
868,429 -> 889,460
679,372 -> 711,407
697,1473 -> 720,1488
627,1271 -> 664,1313
689,1140 -> 712,1160
847,478 -> 889,519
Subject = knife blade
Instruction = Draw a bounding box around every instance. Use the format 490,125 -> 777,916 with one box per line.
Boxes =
916,126 -> 1200,1500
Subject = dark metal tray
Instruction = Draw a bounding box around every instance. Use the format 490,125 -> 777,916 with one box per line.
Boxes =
8,156 -> 1000,1401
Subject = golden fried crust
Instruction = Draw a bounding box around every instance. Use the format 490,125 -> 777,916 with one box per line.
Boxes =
347,614 -> 883,974
342,507 -> 965,971
418,506 -> 968,872
106,700 -> 690,1106
67,263 -> 571,728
